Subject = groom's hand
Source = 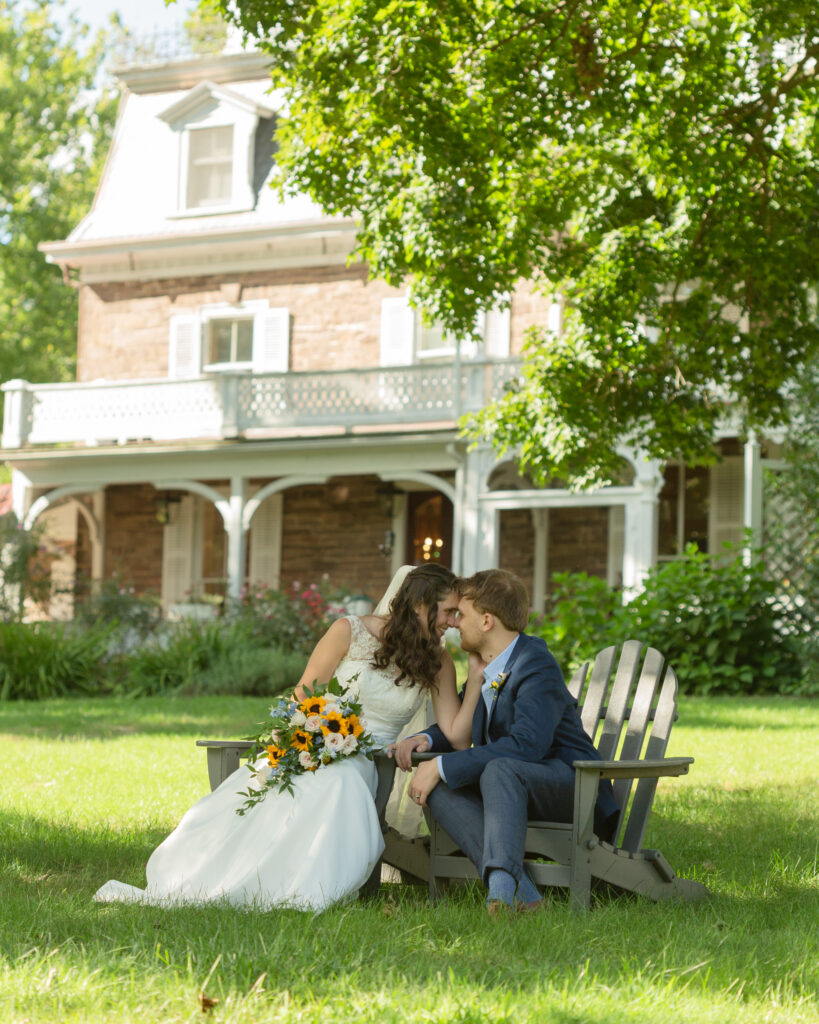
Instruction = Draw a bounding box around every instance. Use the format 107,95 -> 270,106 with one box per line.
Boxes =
410,759 -> 440,807
389,734 -> 431,771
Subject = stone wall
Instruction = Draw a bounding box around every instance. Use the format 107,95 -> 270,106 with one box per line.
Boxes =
76,269 -> 551,381
78,267 -> 392,381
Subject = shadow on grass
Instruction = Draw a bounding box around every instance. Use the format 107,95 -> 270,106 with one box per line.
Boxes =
1,781 -> 816,1015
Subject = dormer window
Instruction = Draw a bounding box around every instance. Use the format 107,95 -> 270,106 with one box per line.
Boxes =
186,125 -> 234,209
160,81 -> 275,217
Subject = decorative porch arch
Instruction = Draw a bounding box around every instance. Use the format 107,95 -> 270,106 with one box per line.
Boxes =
154,474 -> 332,601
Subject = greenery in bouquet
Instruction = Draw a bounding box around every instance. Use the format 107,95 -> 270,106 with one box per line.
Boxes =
236,677 -> 380,814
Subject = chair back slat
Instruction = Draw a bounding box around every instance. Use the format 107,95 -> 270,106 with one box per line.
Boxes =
577,646 -> 617,739
611,646 -> 666,816
620,663 -> 679,853
596,640 -> 642,761
567,660 -> 589,702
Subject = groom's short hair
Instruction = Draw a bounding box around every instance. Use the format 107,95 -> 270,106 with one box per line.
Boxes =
457,569 -> 529,632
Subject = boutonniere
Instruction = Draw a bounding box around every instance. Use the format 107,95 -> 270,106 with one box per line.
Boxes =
490,672 -> 508,701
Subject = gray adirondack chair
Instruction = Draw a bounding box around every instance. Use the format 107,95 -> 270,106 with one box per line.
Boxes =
423,640 -> 710,909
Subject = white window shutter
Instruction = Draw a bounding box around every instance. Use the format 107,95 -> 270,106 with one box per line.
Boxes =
161,495 -> 198,610
248,493 -> 283,588
252,307 -> 290,373
380,296 -> 415,366
484,305 -> 511,358
709,457 -> 744,554
168,314 -> 202,378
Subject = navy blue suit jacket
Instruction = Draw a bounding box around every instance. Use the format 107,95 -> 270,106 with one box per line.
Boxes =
427,633 -> 619,832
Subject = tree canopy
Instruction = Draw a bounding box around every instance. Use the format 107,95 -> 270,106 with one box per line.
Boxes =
220,0 -> 819,484
0,0 -> 114,391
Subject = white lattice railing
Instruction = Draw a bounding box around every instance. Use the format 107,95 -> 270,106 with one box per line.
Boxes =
1,360 -> 521,448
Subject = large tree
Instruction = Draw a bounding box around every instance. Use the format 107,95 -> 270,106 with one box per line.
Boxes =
0,0 -> 114,391
219,0 -> 819,484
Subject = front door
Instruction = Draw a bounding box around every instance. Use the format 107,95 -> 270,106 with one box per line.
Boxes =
405,491 -> 453,568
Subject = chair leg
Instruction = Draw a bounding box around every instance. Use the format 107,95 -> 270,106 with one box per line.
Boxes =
568,767 -> 600,911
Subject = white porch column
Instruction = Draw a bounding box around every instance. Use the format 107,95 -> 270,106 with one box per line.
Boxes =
225,475 -> 247,602
460,447 -> 494,576
743,431 -> 763,564
91,490 -> 106,583
1,380 -> 31,449
531,508 -> 549,612
622,458 -> 662,593
10,469 -> 32,523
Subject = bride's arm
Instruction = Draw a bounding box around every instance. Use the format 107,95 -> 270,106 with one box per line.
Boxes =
292,618 -> 352,702
429,651 -> 484,750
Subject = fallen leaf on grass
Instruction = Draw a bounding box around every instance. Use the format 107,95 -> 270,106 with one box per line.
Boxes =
198,992 -> 219,1014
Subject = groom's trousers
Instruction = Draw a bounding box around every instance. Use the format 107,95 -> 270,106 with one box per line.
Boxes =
426,757 -> 576,883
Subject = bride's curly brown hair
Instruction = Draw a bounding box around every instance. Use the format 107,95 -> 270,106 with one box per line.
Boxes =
372,564 -> 457,691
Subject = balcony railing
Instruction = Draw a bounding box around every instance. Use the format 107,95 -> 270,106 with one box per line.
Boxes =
1,361 -> 521,449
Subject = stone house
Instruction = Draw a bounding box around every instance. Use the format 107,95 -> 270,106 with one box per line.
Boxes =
0,45 -> 784,618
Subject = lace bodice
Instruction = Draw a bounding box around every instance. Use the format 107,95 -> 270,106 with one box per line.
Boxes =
335,616 -> 426,745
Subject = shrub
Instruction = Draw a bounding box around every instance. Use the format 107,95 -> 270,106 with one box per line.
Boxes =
73,573 -> 161,653
190,645 -> 305,697
116,620 -> 306,698
532,544 -> 806,695
0,514 -> 53,622
0,621 -> 113,700
236,578 -> 349,656
116,620 -> 237,697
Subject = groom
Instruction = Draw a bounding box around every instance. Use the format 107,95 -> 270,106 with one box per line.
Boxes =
403,568 -> 619,913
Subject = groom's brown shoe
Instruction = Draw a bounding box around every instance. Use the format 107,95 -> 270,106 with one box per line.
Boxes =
516,899 -> 547,914
486,899 -> 514,917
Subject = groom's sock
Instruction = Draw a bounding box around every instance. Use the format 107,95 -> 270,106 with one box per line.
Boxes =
515,869 -> 541,904
486,869 -> 517,906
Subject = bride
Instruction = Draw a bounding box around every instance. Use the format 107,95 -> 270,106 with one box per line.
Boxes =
94,564 -> 479,911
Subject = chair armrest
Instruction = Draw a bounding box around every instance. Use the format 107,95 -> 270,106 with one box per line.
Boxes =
572,756 -> 694,780
196,739 -> 254,752
196,739 -> 255,791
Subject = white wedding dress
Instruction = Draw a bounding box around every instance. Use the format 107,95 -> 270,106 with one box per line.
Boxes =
94,616 -> 425,912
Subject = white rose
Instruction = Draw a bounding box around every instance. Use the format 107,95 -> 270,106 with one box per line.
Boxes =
323,699 -> 341,714
304,714 -> 322,733
249,766 -> 271,790
323,732 -> 345,755
341,734 -> 359,754
290,710 -> 307,727
298,750 -> 317,770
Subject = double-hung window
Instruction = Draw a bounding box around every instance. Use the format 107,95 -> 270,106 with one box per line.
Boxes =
185,125 -> 234,210
168,302 -> 290,378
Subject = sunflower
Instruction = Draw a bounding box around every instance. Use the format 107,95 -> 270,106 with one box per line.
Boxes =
298,694 -> 327,717
321,710 -> 345,735
266,743 -> 286,765
342,714 -> 364,738
290,730 -> 313,752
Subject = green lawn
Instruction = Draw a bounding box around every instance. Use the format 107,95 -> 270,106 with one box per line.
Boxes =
0,695 -> 816,1024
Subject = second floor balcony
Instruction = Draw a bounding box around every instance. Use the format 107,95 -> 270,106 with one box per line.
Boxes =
1,360 -> 521,450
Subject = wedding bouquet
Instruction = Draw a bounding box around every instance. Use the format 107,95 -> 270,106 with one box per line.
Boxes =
236,678 -> 380,815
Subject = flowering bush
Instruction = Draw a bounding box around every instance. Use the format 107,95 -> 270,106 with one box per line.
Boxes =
236,578 -> 349,656
236,677 -> 380,814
